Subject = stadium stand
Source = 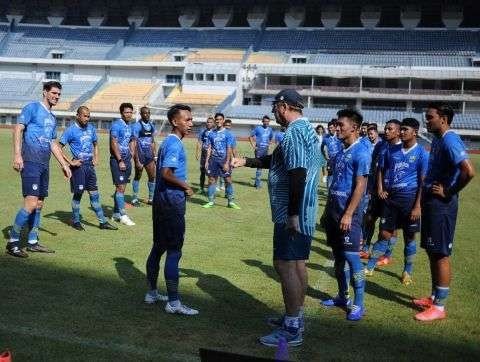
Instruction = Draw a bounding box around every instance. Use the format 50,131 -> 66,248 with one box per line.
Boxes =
186,49 -> 244,63
165,86 -> 231,106
246,52 -> 286,64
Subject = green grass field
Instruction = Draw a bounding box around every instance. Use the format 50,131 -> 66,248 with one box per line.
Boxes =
0,128 -> 479,361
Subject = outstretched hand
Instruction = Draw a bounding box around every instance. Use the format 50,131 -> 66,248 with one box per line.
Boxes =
231,157 -> 246,168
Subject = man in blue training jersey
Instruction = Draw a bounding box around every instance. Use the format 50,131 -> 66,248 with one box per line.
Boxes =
321,119 -> 342,188
233,89 -> 321,347
59,106 -> 117,231
321,108 -> 371,321
131,106 -> 157,206
195,116 -> 214,194
365,118 -> 428,286
110,103 -> 136,226
145,104 -> 198,316
414,103 -> 474,322
275,127 -> 286,145
202,113 -> 240,209
6,81 -> 72,258
249,115 -> 274,188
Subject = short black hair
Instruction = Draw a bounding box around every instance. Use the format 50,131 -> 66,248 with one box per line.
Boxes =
327,118 -> 337,127
214,112 -> 224,119
262,115 -> 270,120
367,123 -> 378,131
386,119 -> 401,127
361,122 -> 369,127
119,103 -> 134,113
401,117 -> 420,130
43,81 -> 62,91
427,102 -> 455,125
140,106 -> 150,112
336,109 -> 363,128
224,119 -> 232,125
167,104 -> 191,123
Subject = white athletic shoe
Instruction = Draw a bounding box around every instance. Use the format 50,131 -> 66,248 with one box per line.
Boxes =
144,291 -> 168,304
322,176 -> 327,183
165,301 -> 199,315
120,215 -> 135,226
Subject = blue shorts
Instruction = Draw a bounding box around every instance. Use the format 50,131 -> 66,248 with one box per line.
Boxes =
325,209 -> 362,252
152,196 -> 186,251
110,157 -> 132,185
70,162 -> 98,193
137,148 -> 155,166
21,161 -> 49,198
421,194 -> 458,256
380,194 -> 420,234
366,194 -> 383,218
255,147 -> 269,158
207,157 -> 231,178
273,223 -> 312,261
359,194 -> 369,215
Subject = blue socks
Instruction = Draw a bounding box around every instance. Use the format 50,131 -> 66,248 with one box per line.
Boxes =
333,248 -> 350,299
148,181 -> 155,201
208,184 -> 216,203
404,240 -> 416,274
225,183 -> 234,203
367,239 -> 389,270
72,193 -> 82,223
345,251 -> 365,308
27,208 -> 41,243
434,286 -> 449,307
164,250 -> 182,302
89,191 -> 106,224
132,180 -> 140,200
255,169 -> 262,186
114,191 -> 126,216
10,208 -> 31,241
385,236 -> 398,258
146,243 -> 166,290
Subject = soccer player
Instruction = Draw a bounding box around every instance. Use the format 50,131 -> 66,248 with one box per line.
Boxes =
321,108 -> 371,321
315,124 -> 327,183
6,81 -> 72,257
321,119 -> 342,188
249,115 -> 273,188
131,106 -> 157,206
224,119 -> 238,157
232,89 -> 321,347
202,113 -> 240,209
195,116 -> 214,194
110,103 -> 136,226
59,106 -> 117,231
275,127 -> 286,145
145,104 -> 198,315
365,118 -> 429,286
414,102 -> 475,321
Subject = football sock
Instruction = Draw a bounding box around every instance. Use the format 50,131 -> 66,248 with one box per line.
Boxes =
165,250 -> 182,302
366,239 -> 389,270
434,286 -> 449,309
147,181 -> 155,201
345,251 -> 365,308
114,191 -> 126,216
27,208 -> 42,242
385,236 -> 398,258
404,240 -> 416,274
283,315 -> 300,333
10,208 -> 31,241
208,184 -> 216,202
333,248 -> 350,299
225,183 -> 233,202
132,180 -> 139,200
71,193 -> 83,224
255,169 -> 262,185
89,191 -> 106,223
146,243 -> 166,290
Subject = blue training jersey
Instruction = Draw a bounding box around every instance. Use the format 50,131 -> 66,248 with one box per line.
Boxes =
110,118 -> 133,160
131,120 -> 155,156
154,134 -> 187,204
250,125 -> 273,149
329,140 -> 372,213
321,134 -> 342,159
268,117 -> 322,237
360,136 -> 374,155
275,131 -> 285,144
197,128 -> 212,151
208,128 -> 234,159
381,143 -> 429,196
367,139 -> 387,193
60,122 -> 97,162
424,130 -> 468,192
19,101 -> 57,166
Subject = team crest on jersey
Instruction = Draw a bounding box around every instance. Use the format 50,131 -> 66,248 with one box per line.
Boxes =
381,218 -> 386,224
409,155 -> 417,162
32,184 -> 38,190
344,236 -> 351,245
79,185 -> 84,190
119,176 -> 124,181
345,154 -> 352,160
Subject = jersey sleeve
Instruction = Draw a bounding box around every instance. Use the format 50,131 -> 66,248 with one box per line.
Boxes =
250,127 -> 256,137
354,151 -> 371,177
446,134 -> 468,166
283,127 -> 308,170
269,128 -> 273,141
197,130 -> 203,141
131,123 -> 139,139
59,127 -> 70,145
162,140 -> 181,169
51,121 -> 58,140
419,149 -> 429,177
18,103 -> 35,125
110,122 -> 119,139
92,126 -> 98,143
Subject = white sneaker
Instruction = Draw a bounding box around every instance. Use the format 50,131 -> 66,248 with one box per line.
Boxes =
322,176 -> 327,183
144,291 -> 168,304
120,214 -> 135,226
165,301 -> 199,315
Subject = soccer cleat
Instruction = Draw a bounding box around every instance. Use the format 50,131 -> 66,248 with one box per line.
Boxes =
202,202 -> 214,209
5,243 -> 28,258
99,221 -> 118,230
321,296 -> 352,308
131,199 -> 142,207
266,315 -> 305,333
412,297 -> 434,308
119,215 -> 135,226
165,302 -> 199,315
347,305 -> 365,321
359,251 -> 369,259
227,202 -> 241,210
144,291 -> 168,304
26,243 -> 55,253
401,271 -> 413,286
259,327 -> 303,347
364,268 -> 374,277
414,306 -> 446,321
376,256 -> 392,266
72,222 -> 85,231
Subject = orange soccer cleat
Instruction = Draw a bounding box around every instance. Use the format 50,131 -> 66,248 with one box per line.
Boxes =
376,256 -> 392,266
415,305 -> 446,321
412,296 -> 434,308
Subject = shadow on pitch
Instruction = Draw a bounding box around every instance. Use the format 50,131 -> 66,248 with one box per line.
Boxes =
43,210 -> 98,228
113,257 -> 146,290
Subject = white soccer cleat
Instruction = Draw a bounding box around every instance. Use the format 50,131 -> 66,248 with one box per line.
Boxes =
165,302 -> 199,316
144,291 -> 168,304
120,215 -> 135,226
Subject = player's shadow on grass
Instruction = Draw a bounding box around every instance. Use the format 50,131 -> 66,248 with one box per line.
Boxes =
231,179 -> 256,188
187,196 -> 209,206
43,211 -> 98,228
365,279 -> 414,308
113,257 -> 145,290
242,259 -> 330,301
310,244 -> 331,259
2,223 -> 57,240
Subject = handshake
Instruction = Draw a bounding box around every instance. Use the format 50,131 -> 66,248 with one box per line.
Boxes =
230,157 -> 246,168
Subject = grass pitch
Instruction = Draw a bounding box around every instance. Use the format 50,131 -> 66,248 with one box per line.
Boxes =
0,128 -> 479,361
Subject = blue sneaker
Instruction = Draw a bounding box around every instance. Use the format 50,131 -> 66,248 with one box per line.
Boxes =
266,315 -> 305,333
347,305 -> 365,321
321,296 -> 352,307
259,327 -> 303,347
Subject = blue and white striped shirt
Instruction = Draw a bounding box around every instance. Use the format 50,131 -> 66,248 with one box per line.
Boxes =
268,117 -> 322,236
